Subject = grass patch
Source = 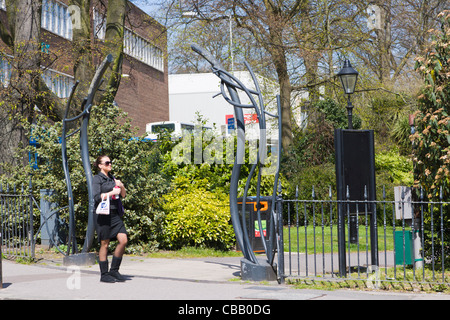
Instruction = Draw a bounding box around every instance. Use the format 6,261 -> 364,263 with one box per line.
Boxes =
287,264 -> 450,293
145,246 -> 242,259
283,225 -> 395,254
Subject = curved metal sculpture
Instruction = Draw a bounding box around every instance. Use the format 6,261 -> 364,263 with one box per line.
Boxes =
191,44 -> 283,282
61,54 -> 113,262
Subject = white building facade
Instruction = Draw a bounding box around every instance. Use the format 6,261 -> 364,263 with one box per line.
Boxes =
169,71 -> 308,137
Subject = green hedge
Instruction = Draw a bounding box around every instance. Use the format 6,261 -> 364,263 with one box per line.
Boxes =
161,177 -> 234,250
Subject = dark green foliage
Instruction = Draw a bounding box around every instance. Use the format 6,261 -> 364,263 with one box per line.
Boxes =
316,98 -> 362,130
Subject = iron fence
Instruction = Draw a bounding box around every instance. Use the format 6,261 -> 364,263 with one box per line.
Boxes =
280,186 -> 450,287
2,176 -> 450,290
0,183 -> 36,260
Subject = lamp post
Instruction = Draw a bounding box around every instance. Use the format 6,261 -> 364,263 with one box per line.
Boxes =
228,13 -> 234,73
337,60 -> 358,129
335,60 -> 379,276
336,59 -> 359,250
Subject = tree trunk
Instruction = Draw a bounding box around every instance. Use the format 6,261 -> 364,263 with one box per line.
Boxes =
279,71 -> 294,155
375,0 -> 392,86
70,0 -> 95,111
104,0 -> 126,99
267,30 -> 294,153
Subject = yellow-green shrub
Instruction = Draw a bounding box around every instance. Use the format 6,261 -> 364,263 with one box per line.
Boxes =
162,183 -> 235,250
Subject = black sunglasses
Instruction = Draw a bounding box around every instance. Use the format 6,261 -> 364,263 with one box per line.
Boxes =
102,161 -> 112,166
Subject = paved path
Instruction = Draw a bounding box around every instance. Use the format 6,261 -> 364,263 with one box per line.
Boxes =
1,255 -> 449,301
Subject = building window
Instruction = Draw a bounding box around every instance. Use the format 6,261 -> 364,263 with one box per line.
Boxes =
84,7 -> 165,72
0,58 -> 73,99
93,8 -> 106,40
42,68 -> 74,99
41,0 -> 72,40
124,28 -> 164,72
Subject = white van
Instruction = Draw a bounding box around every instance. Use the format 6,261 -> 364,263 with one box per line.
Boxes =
146,121 -> 211,141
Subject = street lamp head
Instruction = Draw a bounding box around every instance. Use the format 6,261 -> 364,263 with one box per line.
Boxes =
337,60 -> 359,95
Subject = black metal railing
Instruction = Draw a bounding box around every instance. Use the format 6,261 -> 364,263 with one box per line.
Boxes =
0,183 -> 35,260
280,186 -> 450,287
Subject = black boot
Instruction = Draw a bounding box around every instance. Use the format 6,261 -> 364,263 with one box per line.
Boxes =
99,260 -> 116,283
109,255 -> 127,282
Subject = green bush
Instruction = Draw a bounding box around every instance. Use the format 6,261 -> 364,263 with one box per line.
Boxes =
375,149 -> 414,186
158,125 -> 291,251
288,163 -> 336,201
316,98 -> 362,130
161,177 -> 234,250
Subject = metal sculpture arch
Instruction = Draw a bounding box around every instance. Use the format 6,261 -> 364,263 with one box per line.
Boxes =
59,54 -> 113,263
192,45 -> 284,282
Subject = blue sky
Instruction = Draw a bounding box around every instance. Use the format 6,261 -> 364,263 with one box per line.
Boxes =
131,0 -> 161,17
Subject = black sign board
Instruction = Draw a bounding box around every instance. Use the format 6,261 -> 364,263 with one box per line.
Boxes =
335,129 -> 376,210
334,129 -> 378,276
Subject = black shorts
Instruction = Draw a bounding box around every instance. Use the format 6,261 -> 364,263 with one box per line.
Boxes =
95,209 -> 128,242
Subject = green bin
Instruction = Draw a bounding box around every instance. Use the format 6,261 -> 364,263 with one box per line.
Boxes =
394,230 -> 413,265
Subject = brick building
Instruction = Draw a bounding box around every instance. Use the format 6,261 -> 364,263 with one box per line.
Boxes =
0,0 -> 169,135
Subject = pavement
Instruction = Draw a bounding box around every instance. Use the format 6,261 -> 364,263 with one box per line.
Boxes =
1,254 -> 450,301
